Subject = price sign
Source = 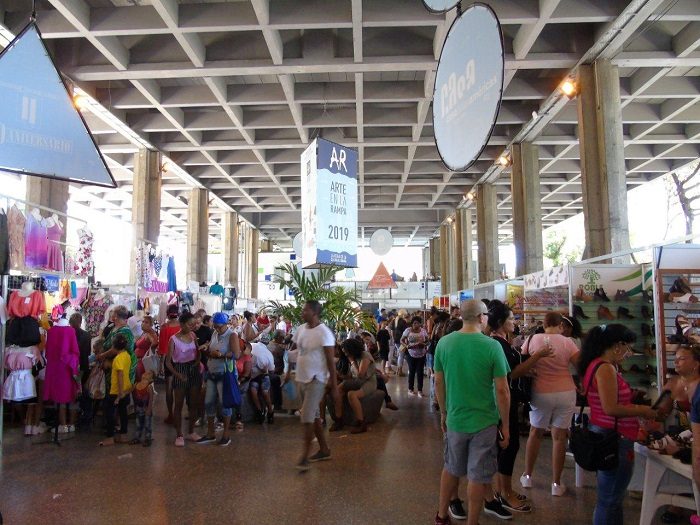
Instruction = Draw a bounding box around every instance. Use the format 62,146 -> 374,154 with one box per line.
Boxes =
300,138 -> 358,268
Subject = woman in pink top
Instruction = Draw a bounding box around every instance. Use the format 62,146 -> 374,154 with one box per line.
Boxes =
166,312 -> 203,447
520,312 -> 580,497
578,324 -> 658,525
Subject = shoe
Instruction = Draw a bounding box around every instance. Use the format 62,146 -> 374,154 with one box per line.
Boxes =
417,391 -> 425,398
434,513 -> 451,525
575,285 -> 591,302
143,438 -> 152,447
386,402 -> 399,410
496,493 -> 532,513
68,425 -> 75,432
551,482 -> 566,496
267,412 -> 274,424
572,304 -> 589,320
597,305 -> 615,320
309,450 -> 332,462
174,436 -> 185,447
408,390 -> 416,396
58,425 -> 70,434
329,421 -> 344,432
350,420 -> 368,434
484,498 -> 513,520
24,425 -> 32,436
32,425 -> 46,435
641,305 -> 653,319
186,432 -> 202,442
295,458 -> 311,472
448,498 -> 467,520
217,437 -> 231,447
520,473 -> 533,489
614,289 -> 628,301
196,435 -> 217,444
594,287 -> 610,302
617,307 -> 634,319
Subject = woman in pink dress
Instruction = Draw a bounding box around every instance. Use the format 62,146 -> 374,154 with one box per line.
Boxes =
43,318 -> 81,433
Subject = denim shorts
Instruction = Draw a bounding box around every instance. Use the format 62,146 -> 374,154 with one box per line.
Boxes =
250,374 -> 271,392
444,425 -> 498,483
205,373 -> 232,418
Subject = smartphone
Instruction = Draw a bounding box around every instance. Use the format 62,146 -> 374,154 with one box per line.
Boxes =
652,389 -> 671,410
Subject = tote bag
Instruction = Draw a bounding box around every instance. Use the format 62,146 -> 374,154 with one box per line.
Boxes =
222,358 -> 242,408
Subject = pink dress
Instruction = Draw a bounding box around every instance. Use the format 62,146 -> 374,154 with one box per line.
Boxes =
43,325 -> 80,404
25,212 -> 48,269
46,221 -> 64,272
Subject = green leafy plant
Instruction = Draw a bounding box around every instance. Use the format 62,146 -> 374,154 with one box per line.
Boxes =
264,263 -> 375,333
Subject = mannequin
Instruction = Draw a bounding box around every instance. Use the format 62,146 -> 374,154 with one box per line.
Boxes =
18,281 -> 34,297
43,315 -> 80,432
31,209 -> 42,222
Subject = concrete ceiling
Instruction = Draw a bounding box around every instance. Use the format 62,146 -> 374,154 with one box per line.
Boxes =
1,0 -> 699,247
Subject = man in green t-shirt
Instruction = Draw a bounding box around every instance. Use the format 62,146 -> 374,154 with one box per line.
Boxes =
433,299 -> 511,525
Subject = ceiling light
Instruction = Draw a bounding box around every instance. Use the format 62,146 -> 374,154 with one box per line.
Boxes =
498,153 -> 512,168
73,94 -> 89,111
446,216 -> 453,224
559,79 -> 578,99
466,191 -> 475,201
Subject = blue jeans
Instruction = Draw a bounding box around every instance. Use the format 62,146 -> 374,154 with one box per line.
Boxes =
591,425 -> 635,525
205,373 -> 233,418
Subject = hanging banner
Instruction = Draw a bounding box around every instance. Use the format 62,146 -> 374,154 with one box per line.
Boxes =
0,23 -> 115,187
433,4 -> 504,172
367,262 -> 397,290
301,137 -> 358,268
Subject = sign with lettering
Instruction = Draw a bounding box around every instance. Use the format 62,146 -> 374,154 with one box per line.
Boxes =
0,24 -> 115,187
433,4 -> 504,172
422,0 -> 461,13
300,138 -> 358,268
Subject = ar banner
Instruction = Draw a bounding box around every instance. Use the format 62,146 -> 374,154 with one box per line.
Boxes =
301,138 -> 358,269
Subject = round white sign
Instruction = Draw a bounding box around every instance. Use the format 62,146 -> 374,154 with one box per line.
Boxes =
292,232 -> 303,257
433,4 -> 504,172
422,0 -> 461,13
370,229 -> 393,256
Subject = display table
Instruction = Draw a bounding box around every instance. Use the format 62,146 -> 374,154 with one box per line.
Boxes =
635,443 -> 699,525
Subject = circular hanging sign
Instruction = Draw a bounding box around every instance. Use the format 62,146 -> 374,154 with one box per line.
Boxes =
422,0 -> 461,13
370,229 -> 393,256
292,232 -> 303,256
433,3 -> 504,172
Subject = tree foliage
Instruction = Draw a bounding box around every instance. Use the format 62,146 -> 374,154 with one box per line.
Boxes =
669,160 -> 700,242
544,234 -> 567,266
264,263 -> 375,333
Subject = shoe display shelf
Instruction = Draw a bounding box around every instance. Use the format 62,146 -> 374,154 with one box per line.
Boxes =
570,264 -> 657,398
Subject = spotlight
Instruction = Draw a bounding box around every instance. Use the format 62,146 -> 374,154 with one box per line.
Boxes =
160,160 -> 170,173
467,191 -> 475,200
498,153 -> 512,168
446,216 -> 453,224
73,94 -> 89,111
560,79 -> 578,98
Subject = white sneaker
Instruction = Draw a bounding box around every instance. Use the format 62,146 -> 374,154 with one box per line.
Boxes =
408,390 -> 416,397
24,425 -> 32,436
32,425 -> 46,435
551,482 -> 566,497
68,425 -> 76,433
58,425 -> 70,434
520,474 -> 533,489
417,392 -> 425,398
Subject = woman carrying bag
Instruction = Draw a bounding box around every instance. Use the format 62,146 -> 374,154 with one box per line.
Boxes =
578,324 -> 659,525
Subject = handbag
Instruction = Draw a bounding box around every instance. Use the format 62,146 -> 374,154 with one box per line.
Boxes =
569,362 -> 619,471
222,358 -> 242,408
142,349 -> 160,375
86,366 -> 106,400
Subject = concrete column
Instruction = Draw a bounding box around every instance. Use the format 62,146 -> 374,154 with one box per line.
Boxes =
454,208 -> 473,290
25,177 -> 69,241
222,212 -> 239,287
439,224 -> 449,293
577,60 -> 630,262
476,184 -> 499,283
511,142 -> 543,276
186,188 -> 209,283
131,149 -> 162,244
429,237 -> 440,277
248,229 -> 260,299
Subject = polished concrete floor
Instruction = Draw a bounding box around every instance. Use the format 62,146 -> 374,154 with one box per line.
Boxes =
0,378 -> 650,525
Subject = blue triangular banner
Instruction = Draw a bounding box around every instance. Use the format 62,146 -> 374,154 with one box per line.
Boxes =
0,23 -> 115,187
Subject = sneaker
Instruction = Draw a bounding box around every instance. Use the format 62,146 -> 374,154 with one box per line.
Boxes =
434,512 -> 451,525
448,498 -> 467,520
186,432 -> 202,442
215,422 -> 224,431
484,498 -> 513,520
408,390 -> 416,396
267,412 -> 274,424
496,493 -> 532,513
58,425 -> 70,434
68,425 -> 76,432
217,437 -> 231,447
174,436 -> 185,447
308,450 -> 331,462
519,473 -> 533,489
417,391 -> 425,398
196,435 -> 217,445
24,425 -> 32,436
295,458 -> 311,472
143,438 -> 152,447
551,482 -> 566,497
32,425 -> 46,435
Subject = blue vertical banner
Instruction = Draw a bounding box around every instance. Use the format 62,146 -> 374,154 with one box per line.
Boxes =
301,138 -> 358,268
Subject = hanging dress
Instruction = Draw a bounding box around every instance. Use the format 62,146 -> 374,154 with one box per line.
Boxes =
43,325 -> 80,404
8,205 -> 25,270
0,208 -> 9,275
25,212 -> 48,269
75,227 -> 94,277
167,256 -> 177,292
46,221 -> 64,272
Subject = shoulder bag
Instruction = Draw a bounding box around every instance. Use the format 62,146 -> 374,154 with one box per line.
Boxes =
569,361 -> 619,471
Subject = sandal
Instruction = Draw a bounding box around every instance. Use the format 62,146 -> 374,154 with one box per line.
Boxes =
129,439 -> 141,445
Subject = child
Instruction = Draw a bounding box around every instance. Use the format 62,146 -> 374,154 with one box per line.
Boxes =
130,370 -> 155,446
100,334 -> 132,446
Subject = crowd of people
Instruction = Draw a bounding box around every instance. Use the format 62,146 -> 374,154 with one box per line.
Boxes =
9,293 -> 700,525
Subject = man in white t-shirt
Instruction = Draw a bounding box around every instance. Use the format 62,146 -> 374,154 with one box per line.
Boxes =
276,316 -> 288,334
292,300 -> 337,471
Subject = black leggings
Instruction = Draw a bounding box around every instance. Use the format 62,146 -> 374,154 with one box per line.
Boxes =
376,375 -> 392,404
406,354 -> 426,392
497,400 -> 521,476
105,395 -> 128,438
